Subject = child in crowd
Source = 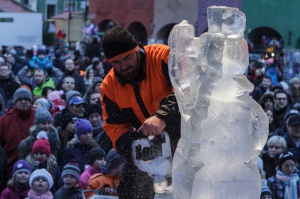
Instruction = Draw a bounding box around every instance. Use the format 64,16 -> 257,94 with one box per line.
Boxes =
261,185 -> 273,199
28,49 -> 53,72
27,168 -> 53,199
61,119 -> 99,172
0,160 -> 31,198
53,163 -> 84,199
80,147 -> 106,188
85,149 -> 126,198
26,138 -> 63,193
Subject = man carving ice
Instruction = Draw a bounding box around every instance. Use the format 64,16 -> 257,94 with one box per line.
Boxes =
168,6 -> 269,199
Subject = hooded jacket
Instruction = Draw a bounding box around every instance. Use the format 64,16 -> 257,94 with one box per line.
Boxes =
0,106 -> 35,176
61,137 -> 99,172
0,183 -> 30,199
18,125 -> 61,160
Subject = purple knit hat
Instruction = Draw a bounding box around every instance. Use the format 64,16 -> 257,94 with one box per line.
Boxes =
13,160 -> 31,177
75,119 -> 93,137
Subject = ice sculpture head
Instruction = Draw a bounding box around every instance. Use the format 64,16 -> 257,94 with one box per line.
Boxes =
207,6 -> 245,36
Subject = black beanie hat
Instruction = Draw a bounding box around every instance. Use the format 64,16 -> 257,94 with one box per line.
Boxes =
278,151 -> 295,171
61,112 -> 77,130
101,26 -> 139,62
87,147 -> 106,165
86,104 -> 102,118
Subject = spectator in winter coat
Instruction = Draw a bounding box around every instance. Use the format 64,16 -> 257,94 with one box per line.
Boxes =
0,160 -> 31,199
18,107 -> 61,160
0,88 -> 35,177
5,53 -> 22,76
85,149 -> 126,199
0,63 -> 20,102
60,59 -> 86,96
260,185 -> 273,199
252,76 -> 272,102
27,169 -> 54,198
25,138 -> 63,194
28,49 -> 53,73
53,163 -> 84,199
80,147 -> 106,188
284,115 -> 300,168
273,90 -> 290,129
267,151 -> 300,199
61,119 -> 99,172
260,136 -> 287,179
86,104 -> 112,154
57,112 -> 77,151
0,146 -> 7,193
18,68 -> 63,96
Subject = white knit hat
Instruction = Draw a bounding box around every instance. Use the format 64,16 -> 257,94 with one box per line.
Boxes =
29,168 -> 53,190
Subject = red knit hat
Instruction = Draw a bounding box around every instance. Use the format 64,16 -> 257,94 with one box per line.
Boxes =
32,138 -> 51,157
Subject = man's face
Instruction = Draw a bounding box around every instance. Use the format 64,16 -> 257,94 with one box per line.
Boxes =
5,54 -> 14,64
69,103 -> 85,117
89,93 -> 101,104
288,123 -> 300,139
15,98 -> 31,111
88,113 -> 102,127
274,93 -> 288,109
0,65 -> 11,79
62,77 -> 75,92
262,78 -> 272,89
34,70 -> 46,86
65,59 -> 75,72
110,52 -> 139,80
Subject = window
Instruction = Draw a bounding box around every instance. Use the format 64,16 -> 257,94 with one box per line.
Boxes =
64,1 -> 77,12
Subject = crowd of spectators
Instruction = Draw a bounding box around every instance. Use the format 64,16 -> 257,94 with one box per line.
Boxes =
0,44 -> 124,199
248,59 -> 300,198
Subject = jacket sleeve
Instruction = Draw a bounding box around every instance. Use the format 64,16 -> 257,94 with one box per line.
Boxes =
79,75 -> 86,96
17,66 -> 31,85
48,66 -> 63,88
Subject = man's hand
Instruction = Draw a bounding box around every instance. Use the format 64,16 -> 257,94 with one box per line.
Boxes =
137,116 -> 165,136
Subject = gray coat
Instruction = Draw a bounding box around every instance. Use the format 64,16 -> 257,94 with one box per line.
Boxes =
18,125 -> 61,160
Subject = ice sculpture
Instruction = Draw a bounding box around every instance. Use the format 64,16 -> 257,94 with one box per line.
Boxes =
168,6 -> 269,199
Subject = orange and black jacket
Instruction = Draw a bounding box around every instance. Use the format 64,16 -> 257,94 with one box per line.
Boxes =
100,44 -> 180,158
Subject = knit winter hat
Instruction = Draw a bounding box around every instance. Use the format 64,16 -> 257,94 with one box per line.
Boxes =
35,98 -> 52,111
261,185 -> 272,197
34,106 -> 52,125
86,104 -> 102,118
30,168 -> 53,190
106,149 -> 126,171
62,163 -> 81,182
87,147 -> 106,165
13,87 -> 33,104
12,160 -> 31,177
278,151 -> 295,171
61,112 -> 77,130
32,138 -> 51,157
102,26 -> 139,62
65,90 -> 81,105
75,119 -> 93,137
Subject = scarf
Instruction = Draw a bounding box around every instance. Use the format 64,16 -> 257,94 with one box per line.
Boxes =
276,170 -> 299,199
27,189 -> 53,199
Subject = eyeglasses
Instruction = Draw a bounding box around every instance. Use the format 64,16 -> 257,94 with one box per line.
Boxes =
275,98 -> 287,101
0,68 -> 9,71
